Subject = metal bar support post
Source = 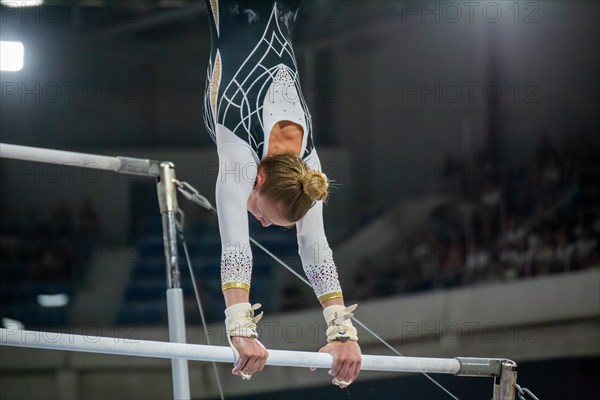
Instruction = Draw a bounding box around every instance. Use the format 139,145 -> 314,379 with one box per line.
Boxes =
157,162 -> 190,400
493,360 -> 517,400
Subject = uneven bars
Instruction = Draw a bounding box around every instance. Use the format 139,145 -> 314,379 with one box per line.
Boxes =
0,328 -> 466,375
0,143 -> 160,177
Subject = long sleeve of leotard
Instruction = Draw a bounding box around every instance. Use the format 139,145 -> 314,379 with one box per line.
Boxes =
215,125 -> 258,292
295,151 -> 343,302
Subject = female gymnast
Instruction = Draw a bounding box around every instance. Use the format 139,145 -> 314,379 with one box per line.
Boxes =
203,0 -> 361,388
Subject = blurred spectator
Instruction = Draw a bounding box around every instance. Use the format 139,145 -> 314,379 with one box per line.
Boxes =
554,228 -> 575,271
501,215 -> 527,247
463,243 -> 489,284
441,233 -> 464,287
573,225 -> 598,269
479,177 -> 503,245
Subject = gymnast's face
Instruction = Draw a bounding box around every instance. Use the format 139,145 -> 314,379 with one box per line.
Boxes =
247,171 -> 292,228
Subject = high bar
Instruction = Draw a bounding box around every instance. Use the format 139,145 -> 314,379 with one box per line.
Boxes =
0,143 -> 161,177
0,329 -> 510,377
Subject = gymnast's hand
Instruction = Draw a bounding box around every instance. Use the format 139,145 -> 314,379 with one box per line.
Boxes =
229,336 -> 269,378
311,340 -> 362,388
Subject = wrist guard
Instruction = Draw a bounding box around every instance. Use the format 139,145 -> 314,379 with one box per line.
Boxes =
323,304 -> 358,342
225,302 -> 263,338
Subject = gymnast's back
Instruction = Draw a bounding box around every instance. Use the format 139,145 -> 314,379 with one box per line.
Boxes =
203,0 -> 314,160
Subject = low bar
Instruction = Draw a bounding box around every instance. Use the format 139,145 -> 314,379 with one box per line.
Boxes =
0,328 -> 465,374
0,143 -> 160,177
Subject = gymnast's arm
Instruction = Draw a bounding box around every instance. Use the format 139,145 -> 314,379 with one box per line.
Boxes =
214,134 -> 269,378
296,199 -> 342,304
296,150 -> 343,304
215,140 -> 255,301
296,151 -> 362,388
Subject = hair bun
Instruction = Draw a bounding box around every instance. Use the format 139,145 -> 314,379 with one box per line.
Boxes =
301,170 -> 329,202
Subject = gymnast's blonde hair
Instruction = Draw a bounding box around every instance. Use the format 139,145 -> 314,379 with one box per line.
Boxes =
258,152 -> 329,223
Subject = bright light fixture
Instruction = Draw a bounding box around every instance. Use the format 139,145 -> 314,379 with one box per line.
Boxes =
0,41 -> 24,71
37,293 -> 69,307
1,0 -> 44,7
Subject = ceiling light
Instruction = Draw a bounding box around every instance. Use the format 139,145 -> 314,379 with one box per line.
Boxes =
0,41 -> 24,71
1,0 -> 44,7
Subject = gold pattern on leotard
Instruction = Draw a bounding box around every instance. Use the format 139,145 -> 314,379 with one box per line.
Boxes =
210,0 -> 219,36
210,51 -> 222,122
